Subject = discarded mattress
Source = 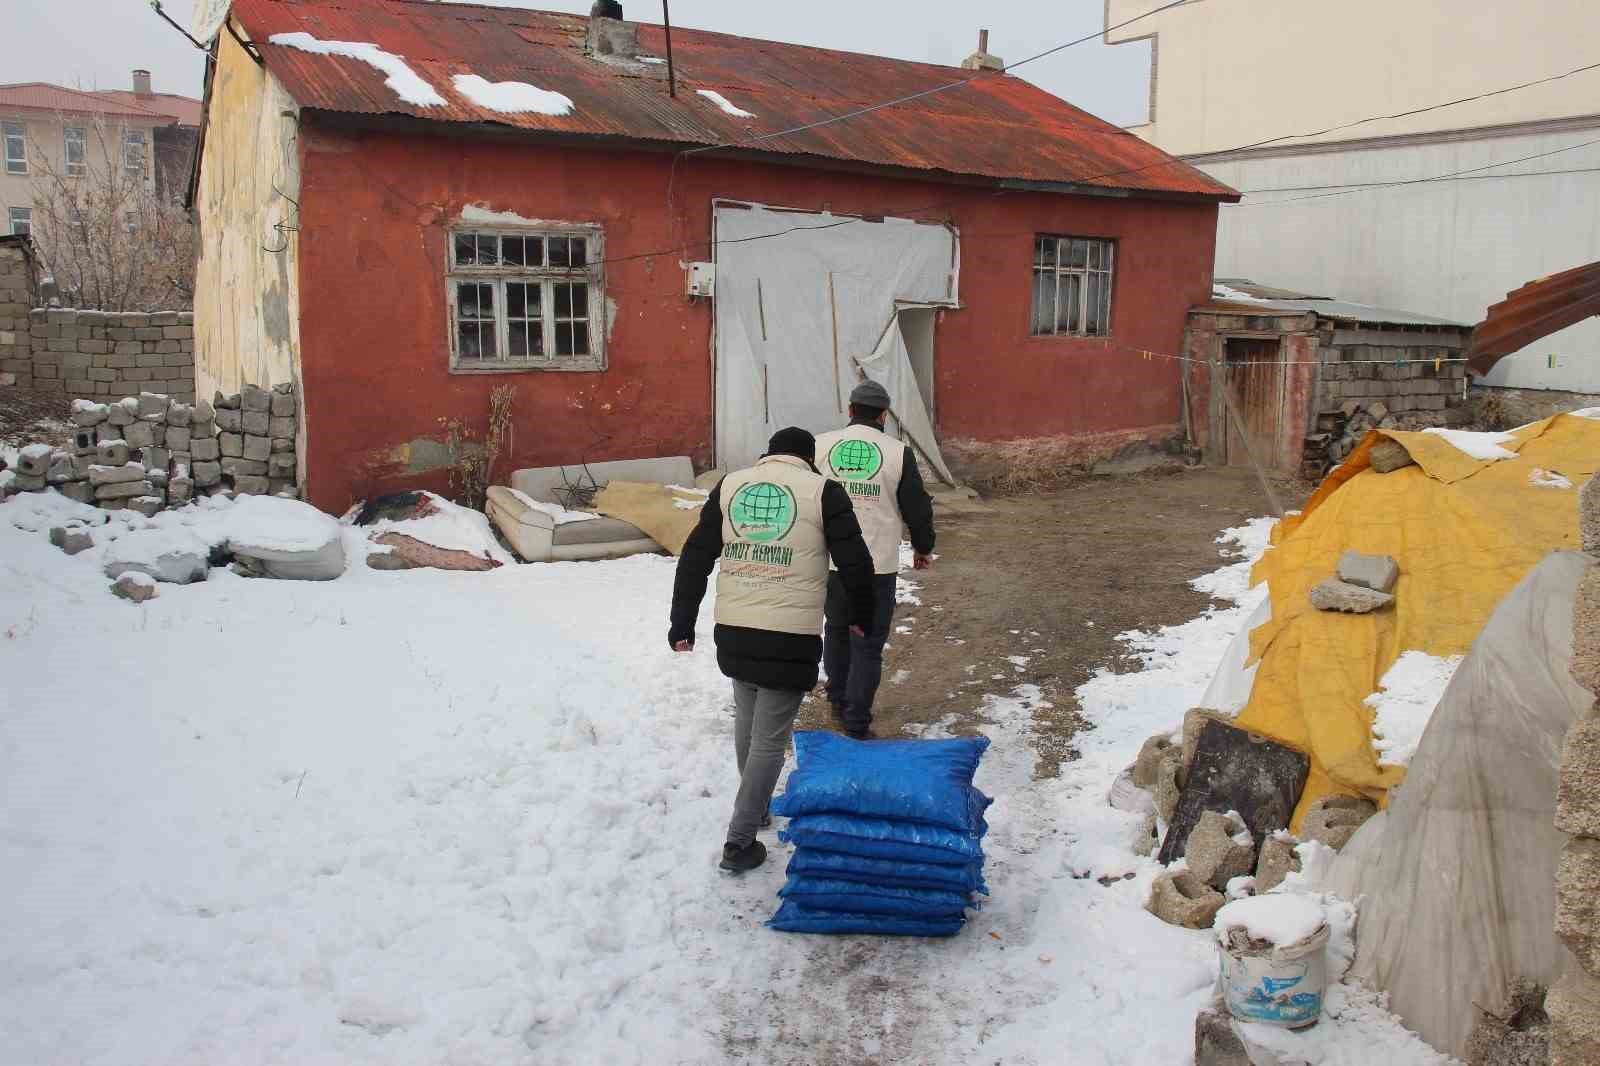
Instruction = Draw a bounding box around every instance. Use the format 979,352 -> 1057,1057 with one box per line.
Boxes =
489,456 -> 696,562
1319,551 -> 1595,1058
1226,413 -> 1599,825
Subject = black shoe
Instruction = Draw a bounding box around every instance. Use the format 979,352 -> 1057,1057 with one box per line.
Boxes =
720,839 -> 767,872
760,812 -> 772,829
844,727 -> 878,741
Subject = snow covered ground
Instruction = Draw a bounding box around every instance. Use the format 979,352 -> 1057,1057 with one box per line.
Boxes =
0,497 -> 1455,1065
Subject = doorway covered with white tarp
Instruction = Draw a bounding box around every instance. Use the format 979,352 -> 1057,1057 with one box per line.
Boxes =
712,201 -> 960,481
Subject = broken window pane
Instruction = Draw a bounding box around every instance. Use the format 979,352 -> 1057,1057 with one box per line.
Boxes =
457,281 -> 479,317
455,233 -> 476,267
502,236 -> 525,267
476,234 -> 499,266
569,239 -> 587,268
549,238 -> 570,269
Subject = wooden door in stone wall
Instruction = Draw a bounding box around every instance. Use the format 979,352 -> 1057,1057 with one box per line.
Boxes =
1223,338 -> 1285,469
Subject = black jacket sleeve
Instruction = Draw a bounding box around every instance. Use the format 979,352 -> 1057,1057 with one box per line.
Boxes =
821,480 -> 876,629
897,445 -> 936,555
669,480 -> 724,648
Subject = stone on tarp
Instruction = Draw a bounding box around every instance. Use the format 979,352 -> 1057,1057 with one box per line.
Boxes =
1254,834 -> 1301,893
1301,794 -> 1377,850
1310,578 -> 1394,614
1147,869 -> 1225,929
1157,719 -> 1310,867
1185,810 -> 1257,890
111,572 -> 159,603
1133,733 -> 1176,789
1370,437 -> 1417,474
1337,551 -> 1400,593
372,532 -> 500,572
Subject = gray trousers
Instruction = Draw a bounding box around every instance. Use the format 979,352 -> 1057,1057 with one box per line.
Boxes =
727,680 -> 804,848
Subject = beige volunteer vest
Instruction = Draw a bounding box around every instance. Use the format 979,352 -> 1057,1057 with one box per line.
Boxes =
815,423 -> 906,574
715,455 -> 831,636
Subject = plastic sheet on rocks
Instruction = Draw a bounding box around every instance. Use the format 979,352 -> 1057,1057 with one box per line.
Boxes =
1317,551 -> 1596,1058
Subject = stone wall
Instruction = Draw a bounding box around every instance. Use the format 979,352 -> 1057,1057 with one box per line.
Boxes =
1552,474 -> 1600,1066
0,238 -> 38,388
6,308 -> 196,404
1475,385 -> 1600,430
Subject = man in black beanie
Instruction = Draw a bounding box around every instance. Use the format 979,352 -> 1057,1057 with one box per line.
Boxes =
670,428 -> 877,872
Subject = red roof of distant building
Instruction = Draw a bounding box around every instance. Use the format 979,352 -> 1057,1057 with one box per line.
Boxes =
230,0 -> 1237,201
0,82 -> 201,126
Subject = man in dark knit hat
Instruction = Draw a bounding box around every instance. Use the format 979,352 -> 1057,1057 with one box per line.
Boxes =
670,427 -> 877,872
815,380 -> 937,739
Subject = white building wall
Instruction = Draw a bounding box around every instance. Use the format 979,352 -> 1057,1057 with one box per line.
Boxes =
1201,128 -> 1600,390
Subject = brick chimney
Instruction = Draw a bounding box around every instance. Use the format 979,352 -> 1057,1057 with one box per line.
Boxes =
961,30 -> 1005,72
132,69 -> 153,96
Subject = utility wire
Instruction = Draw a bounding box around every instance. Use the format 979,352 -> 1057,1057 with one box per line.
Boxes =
1236,164 -> 1600,195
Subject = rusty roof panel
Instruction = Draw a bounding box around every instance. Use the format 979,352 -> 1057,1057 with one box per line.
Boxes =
231,0 -> 1238,199
1465,261 -> 1600,375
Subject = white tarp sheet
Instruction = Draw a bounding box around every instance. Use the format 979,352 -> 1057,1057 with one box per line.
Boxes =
856,317 -> 958,486
713,202 -> 957,471
1321,550 -> 1596,1057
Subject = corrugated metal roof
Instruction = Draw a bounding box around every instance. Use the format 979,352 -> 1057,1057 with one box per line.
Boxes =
0,82 -> 174,121
93,91 -> 203,127
1465,262 -> 1600,375
1202,283 -> 1469,328
229,0 -> 1238,200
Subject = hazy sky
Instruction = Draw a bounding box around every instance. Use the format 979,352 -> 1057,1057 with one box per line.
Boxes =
8,0 -> 1153,126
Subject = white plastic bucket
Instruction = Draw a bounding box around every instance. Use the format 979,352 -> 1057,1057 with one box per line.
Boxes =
1217,921 -> 1330,1030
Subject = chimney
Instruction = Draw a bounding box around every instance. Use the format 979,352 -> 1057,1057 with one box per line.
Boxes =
586,1 -> 637,59
961,30 -> 1005,72
132,69 -> 153,96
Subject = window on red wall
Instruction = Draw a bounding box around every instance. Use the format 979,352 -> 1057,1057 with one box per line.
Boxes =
446,225 -> 606,373
1031,235 -> 1114,338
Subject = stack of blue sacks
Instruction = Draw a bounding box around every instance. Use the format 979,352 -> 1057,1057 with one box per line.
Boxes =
767,730 -> 991,937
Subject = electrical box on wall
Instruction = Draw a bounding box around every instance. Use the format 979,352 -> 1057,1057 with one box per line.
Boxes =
686,262 -> 714,298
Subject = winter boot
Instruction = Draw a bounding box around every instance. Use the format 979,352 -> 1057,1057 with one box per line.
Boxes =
720,839 -> 767,873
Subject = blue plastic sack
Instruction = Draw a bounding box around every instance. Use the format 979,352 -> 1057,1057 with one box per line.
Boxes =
772,731 -> 992,832
768,899 -> 966,937
778,876 -> 969,918
780,812 -> 986,866
787,849 -> 988,895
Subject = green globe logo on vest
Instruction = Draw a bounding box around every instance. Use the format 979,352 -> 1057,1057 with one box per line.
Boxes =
729,481 -> 797,544
829,438 -> 883,482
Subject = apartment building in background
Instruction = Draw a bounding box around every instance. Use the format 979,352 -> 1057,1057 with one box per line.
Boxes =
1107,0 -> 1600,393
1,70 -> 200,240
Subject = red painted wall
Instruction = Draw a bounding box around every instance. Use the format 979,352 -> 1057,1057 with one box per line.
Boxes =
294,122 -> 1219,510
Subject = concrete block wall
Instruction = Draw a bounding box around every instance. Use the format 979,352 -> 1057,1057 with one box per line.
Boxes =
1551,476 -> 1600,1066
1313,349 -> 1470,419
0,244 -> 34,389
11,309 -> 196,403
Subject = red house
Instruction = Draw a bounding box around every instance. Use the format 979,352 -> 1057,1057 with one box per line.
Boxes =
193,0 -> 1237,511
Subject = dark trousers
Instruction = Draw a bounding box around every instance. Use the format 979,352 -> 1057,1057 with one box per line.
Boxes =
823,572 -> 898,733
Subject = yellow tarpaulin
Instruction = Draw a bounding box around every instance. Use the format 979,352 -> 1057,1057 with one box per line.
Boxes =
1233,414 -> 1599,827
591,480 -> 707,556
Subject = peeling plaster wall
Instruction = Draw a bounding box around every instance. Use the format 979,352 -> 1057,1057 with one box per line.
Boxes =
193,30 -> 302,412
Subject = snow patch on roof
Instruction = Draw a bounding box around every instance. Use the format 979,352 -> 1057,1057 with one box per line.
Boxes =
696,89 -> 754,119
1420,427 -> 1518,461
268,32 -> 445,108
451,74 -> 573,117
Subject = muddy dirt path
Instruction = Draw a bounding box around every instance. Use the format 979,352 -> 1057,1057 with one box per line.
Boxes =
796,467 -> 1308,773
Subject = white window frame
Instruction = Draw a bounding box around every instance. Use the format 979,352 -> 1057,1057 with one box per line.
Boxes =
445,224 -> 606,374
8,207 -> 31,237
1031,234 -> 1116,338
64,126 -> 87,176
122,128 -> 147,175
3,121 -> 26,175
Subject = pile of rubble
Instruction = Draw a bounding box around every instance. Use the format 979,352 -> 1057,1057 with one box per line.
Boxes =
1,383 -> 299,512
1125,710 -> 1376,932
